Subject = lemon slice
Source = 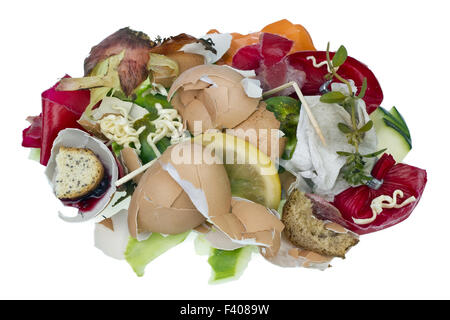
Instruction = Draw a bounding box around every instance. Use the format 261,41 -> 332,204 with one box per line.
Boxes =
194,132 -> 281,209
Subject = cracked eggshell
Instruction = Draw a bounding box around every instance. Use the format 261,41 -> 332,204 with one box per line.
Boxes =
167,65 -> 260,134
120,147 -> 143,184
194,222 -> 244,251
229,102 -> 286,160
94,210 -> 129,260
158,141 -> 232,219
45,128 -> 118,222
166,52 -> 205,74
264,233 -> 332,270
128,160 -> 205,238
202,197 -> 284,256
212,198 -> 284,257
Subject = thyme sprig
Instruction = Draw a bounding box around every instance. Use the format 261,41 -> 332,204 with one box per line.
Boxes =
320,43 -> 385,185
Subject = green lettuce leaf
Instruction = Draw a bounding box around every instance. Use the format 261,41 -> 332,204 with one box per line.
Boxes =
28,148 -> 41,162
125,232 -> 189,277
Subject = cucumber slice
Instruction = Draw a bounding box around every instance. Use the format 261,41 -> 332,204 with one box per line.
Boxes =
389,106 -> 411,139
372,106 -> 410,139
372,116 -> 411,162
383,119 -> 412,148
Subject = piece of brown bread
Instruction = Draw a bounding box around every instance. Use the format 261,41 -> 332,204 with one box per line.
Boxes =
54,147 -> 104,200
282,189 -> 358,258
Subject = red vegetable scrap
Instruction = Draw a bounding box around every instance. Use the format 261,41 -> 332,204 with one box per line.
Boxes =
233,33 -> 306,96
22,76 -> 90,166
332,154 -> 427,235
22,115 -> 42,148
232,34 -> 383,113
286,52 -> 383,114
84,27 -> 156,96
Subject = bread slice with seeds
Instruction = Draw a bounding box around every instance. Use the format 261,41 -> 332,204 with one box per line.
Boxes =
282,189 -> 358,258
54,147 -> 104,200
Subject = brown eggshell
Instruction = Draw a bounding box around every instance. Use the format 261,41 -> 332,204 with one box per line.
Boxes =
167,65 -> 260,134
231,199 -> 284,234
128,160 -> 205,237
137,198 -> 204,235
158,141 -> 232,219
229,102 -> 286,160
166,52 -> 205,74
120,147 -> 143,184
99,218 -> 114,231
153,53 -> 205,88
230,198 -> 284,258
210,214 -> 246,241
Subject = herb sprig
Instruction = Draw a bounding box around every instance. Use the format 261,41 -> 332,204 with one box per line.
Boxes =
320,43 -> 386,185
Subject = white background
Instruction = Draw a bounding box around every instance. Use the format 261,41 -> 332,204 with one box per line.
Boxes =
1,0 -> 449,300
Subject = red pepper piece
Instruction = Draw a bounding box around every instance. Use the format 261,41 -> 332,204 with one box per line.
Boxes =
333,154 -> 427,235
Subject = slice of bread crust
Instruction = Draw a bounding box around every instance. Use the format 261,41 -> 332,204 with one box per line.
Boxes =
282,189 -> 358,258
55,147 -> 105,200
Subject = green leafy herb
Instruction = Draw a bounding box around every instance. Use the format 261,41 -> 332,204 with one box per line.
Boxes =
332,45 -> 348,67
320,91 -> 347,104
321,43 -> 386,186
357,77 -> 368,99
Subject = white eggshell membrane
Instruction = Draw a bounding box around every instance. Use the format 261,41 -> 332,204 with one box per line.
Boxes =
180,33 -> 232,64
45,128 -> 118,222
94,210 -> 129,260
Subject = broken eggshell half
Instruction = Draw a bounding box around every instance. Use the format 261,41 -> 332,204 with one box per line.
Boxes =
45,128 -> 119,222
167,65 -> 261,134
127,159 -> 206,239
158,140 -> 232,219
